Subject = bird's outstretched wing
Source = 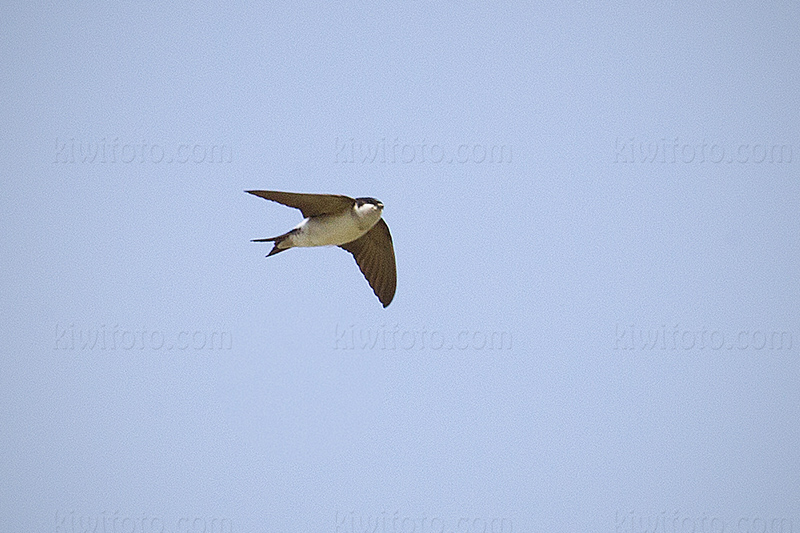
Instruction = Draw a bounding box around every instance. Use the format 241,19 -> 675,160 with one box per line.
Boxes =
339,219 -> 397,307
246,190 -> 354,218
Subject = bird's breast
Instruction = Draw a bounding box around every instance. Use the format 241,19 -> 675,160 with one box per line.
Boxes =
291,212 -> 374,247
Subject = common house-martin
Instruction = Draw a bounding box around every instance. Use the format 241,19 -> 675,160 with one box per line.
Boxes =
247,190 -> 396,307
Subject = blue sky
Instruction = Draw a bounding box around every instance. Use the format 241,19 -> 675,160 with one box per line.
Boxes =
2,2 -> 798,532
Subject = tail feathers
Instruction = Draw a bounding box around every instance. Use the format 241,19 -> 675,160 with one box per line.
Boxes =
252,229 -> 295,257
266,244 -> 287,257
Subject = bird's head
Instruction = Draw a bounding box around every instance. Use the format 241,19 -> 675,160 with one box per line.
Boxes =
356,197 -> 383,208
354,197 -> 384,227
355,197 -> 383,213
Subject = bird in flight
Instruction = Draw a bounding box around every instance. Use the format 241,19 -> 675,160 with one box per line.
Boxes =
247,190 -> 396,307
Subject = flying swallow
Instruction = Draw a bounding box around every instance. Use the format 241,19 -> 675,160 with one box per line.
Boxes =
247,190 -> 396,307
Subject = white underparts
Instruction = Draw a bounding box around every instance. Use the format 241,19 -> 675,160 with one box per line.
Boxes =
285,206 -> 382,248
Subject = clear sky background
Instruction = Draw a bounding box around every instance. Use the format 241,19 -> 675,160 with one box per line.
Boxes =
2,2 -> 799,532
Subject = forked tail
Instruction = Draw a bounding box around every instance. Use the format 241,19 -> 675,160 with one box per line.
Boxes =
252,229 -> 297,257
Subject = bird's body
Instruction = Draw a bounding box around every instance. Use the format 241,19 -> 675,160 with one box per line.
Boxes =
280,202 -> 381,248
247,190 -> 396,307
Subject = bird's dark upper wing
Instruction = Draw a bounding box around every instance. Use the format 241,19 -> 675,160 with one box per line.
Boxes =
246,190 -> 354,218
339,219 -> 397,307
